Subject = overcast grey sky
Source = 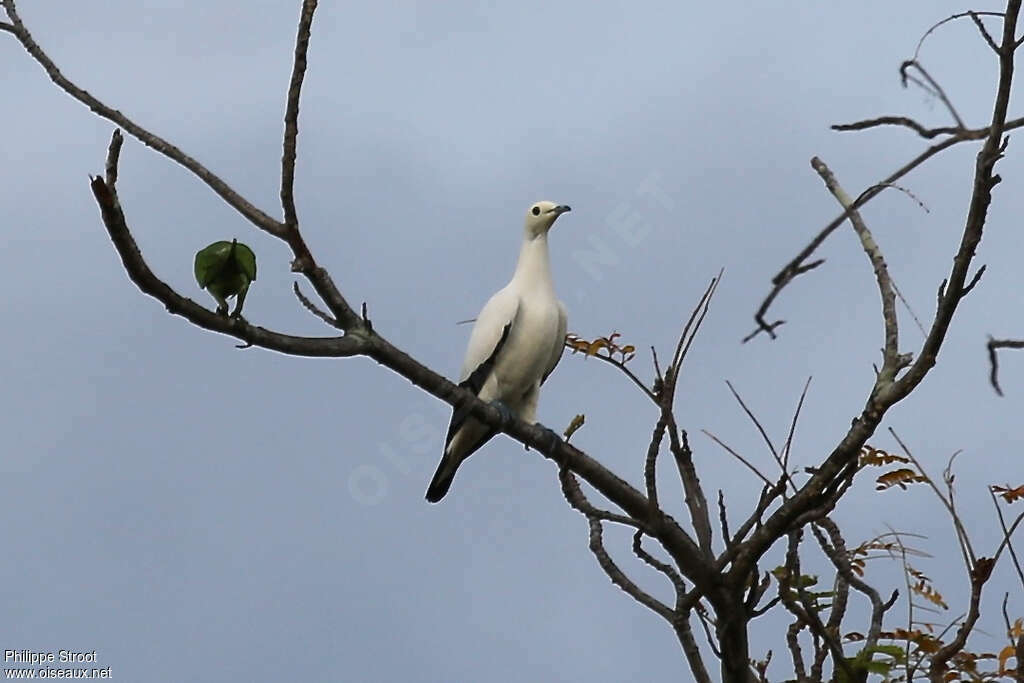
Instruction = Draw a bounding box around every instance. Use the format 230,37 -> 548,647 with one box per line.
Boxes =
3,2 -> 1024,681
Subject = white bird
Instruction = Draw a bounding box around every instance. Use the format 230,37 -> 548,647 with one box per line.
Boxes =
426,200 -> 571,503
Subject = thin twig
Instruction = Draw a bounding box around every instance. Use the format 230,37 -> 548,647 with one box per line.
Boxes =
914,11 -> 1006,59
1002,593 -> 1024,681
569,342 -> 657,402
988,337 -> 1024,395
989,487 -> 1024,590
889,428 -> 976,570
891,278 -> 927,338
293,281 -> 340,328
781,377 -> 812,480
724,380 -> 797,494
724,381 -> 777,459
899,60 -> 965,129
701,429 -> 774,488
717,491 -> 731,546
666,272 -> 721,407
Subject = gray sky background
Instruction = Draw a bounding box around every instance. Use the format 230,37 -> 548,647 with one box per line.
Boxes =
3,2 -> 1024,681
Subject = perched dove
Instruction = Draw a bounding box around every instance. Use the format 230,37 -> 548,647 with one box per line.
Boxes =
426,201 -> 571,502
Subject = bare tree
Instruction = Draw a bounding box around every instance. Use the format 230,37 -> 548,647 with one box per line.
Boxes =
4,1 -> 1024,680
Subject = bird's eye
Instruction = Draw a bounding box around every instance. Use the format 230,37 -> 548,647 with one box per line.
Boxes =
531,206 -> 541,216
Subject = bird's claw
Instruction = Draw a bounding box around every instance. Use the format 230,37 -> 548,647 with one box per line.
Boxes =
489,400 -> 514,428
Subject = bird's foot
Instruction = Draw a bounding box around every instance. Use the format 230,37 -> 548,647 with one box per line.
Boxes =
534,424 -> 563,454
489,400 -> 514,428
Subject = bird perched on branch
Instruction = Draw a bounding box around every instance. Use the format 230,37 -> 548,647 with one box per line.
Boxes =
193,239 -> 257,317
426,201 -> 571,503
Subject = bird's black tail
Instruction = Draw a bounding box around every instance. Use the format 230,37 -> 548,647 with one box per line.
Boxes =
425,456 -> 457,503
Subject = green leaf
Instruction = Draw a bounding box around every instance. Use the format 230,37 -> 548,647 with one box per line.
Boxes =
862,659 -> 893,674
868,644 -> 906,659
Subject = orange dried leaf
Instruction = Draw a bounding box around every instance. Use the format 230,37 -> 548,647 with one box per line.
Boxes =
861,446 -> 910,467
876,468 -> 928,491
998,644 -> 1017,674
992,484 -> 1024,503
912,579 -> 949,610
587,338 -> 609,356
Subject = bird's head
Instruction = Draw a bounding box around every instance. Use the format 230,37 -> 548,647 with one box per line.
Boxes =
524,200 -> 571,238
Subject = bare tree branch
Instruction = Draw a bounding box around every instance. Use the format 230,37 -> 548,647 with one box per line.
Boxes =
785,619 -> 809,682
747,113 -> 1024,343
559,470 -> 675,621
671,610 -> 713,683
91,127 -> 724,598
281,0 -> 318,228
633,529 -> 686,595
832,115 -> 966,138
0,0 -> 284,236
729,1 -> 1022,599
745,133 -> 961,342
644,416 -> 667,511
666,418 -> 713,557
811,157 -> 902,383
90,143 -> 364,359
812,518 -> 897,652
970,10 -> 1002,53
777,529 -> 855,682
8,1 -> 1022,679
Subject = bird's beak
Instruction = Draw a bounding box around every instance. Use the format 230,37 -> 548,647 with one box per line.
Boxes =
549,205 -> 572,215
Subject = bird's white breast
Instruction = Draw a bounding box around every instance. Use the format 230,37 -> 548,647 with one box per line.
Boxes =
490,294 -> 560,398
